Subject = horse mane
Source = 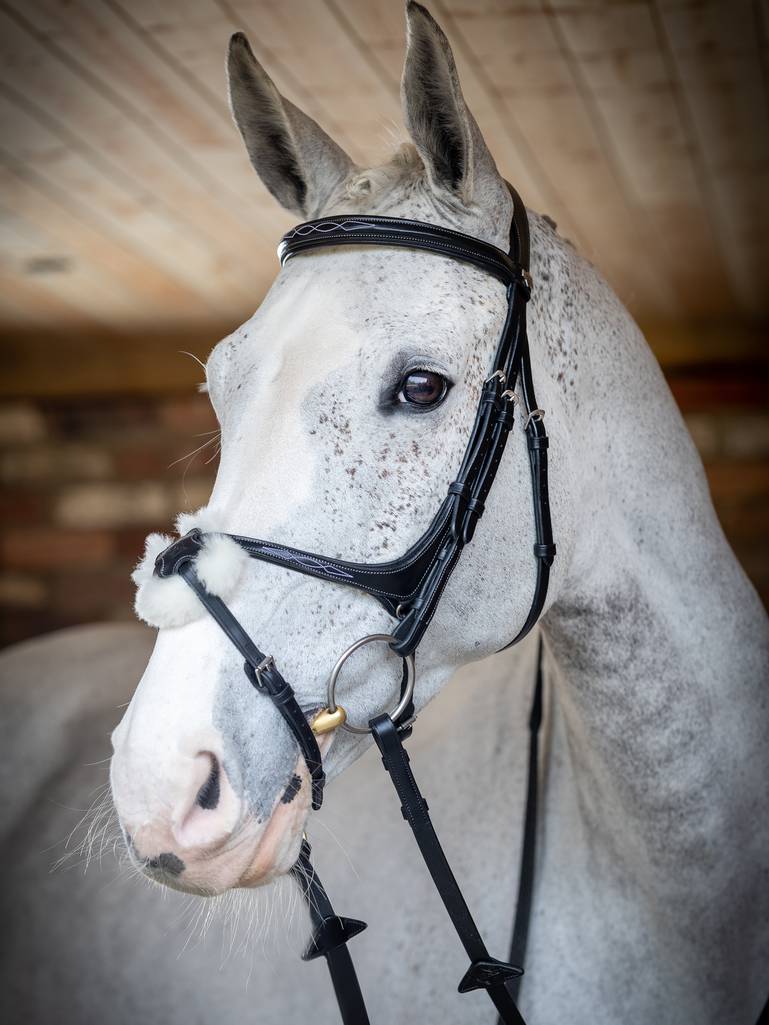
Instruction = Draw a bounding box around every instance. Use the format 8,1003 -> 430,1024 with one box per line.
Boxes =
344,142 -> 425,201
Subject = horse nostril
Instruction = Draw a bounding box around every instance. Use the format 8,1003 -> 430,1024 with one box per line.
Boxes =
195,755 -> 221,810
145,852 -> 186,877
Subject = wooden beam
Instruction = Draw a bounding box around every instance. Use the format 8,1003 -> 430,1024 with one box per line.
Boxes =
0,325 -> 235,398
642,319 -> 769,368
1,319 -> 765,400
0,4 -> 290,287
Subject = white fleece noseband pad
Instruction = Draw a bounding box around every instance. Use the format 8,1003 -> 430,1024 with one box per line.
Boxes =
132,531 -> 250,629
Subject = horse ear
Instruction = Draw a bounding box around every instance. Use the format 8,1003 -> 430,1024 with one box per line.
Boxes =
401,2 -> 498,203
227,33 -> 355,217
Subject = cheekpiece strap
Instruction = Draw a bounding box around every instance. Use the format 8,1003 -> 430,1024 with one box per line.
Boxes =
152,533 -> 326,810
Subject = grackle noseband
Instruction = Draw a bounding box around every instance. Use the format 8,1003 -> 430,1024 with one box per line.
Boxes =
152,184 -> 555,1025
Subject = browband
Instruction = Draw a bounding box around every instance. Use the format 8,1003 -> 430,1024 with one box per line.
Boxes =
278,214 -> 530,288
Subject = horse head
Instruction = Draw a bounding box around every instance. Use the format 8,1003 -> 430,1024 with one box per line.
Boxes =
110,2 -> 577,896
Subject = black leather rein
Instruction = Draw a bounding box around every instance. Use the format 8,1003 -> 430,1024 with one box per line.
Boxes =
151,185 -> 555,1024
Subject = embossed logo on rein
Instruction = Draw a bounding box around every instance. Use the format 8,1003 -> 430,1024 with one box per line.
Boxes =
258,546 -> 355,581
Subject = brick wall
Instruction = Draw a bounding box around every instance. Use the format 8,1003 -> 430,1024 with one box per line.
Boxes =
0,395 -> 217,647
1,385 -> 767,648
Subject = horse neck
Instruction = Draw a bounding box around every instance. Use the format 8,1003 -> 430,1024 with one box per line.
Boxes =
534,261 -> 769,894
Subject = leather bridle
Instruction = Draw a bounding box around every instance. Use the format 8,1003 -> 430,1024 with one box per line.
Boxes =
151,184 -> 555,1024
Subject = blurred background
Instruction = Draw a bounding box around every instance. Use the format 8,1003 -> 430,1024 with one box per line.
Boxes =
0,0 -> 767,649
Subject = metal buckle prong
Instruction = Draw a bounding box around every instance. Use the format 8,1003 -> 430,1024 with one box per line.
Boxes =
486,369 -> 506,385
524,408 -> 545,429
253,654 -> 275,685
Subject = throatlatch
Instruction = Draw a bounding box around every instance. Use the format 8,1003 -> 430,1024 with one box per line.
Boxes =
149,183 -> 553,1025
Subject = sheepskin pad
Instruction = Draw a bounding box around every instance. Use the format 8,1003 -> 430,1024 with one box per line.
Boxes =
132,518 -> 249,629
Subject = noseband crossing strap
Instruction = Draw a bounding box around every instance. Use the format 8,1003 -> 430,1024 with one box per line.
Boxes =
152,184 -> 554,1024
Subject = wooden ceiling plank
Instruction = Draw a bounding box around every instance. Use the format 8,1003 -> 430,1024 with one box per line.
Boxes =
102,7 -> 295,251
103,0 -> 300,229
537,1 -> 685,317
222,0 -> 402,163
429,0 -> 587,247
655,0 -> 769,315
0,5 -> 289,284
0,269 -> 124,329
448,5 -> 653,307
5,0 -> 278,232
319,6 -> 403,92
550,1 -> 739,317
441,3 -> 678,316
0,157 -> 229,326
110,0 -> 349,221
343,0 -> 650,310
321,0 -> 401,100
500,91 -> 676,316
0,87 -> 258,318
0,206 -> 155,328
551,5 -> 696,205
440,2 -> 543,12
327,0 -> 559,210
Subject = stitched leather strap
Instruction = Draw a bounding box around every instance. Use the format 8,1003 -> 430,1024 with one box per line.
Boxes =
290,838 -> 369,1025
498,637 -> 544,1018
369,713 -> 526,1025
155,554 -> 326,809
279,215 -> 526,287
501,323 -> 556,651
228,501 -> 455,619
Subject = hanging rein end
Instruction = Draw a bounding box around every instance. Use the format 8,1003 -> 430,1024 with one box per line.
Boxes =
457,956 -> 523,994
291,836 -> 368,963
301,917 -> 368,963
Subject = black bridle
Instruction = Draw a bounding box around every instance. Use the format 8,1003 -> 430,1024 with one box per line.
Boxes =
152,185 -> 555,1024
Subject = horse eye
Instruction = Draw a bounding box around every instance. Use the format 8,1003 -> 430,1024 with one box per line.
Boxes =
397,370 -> 449,408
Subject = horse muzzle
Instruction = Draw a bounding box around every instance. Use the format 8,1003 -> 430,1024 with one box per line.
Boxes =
112,742 -> 313,895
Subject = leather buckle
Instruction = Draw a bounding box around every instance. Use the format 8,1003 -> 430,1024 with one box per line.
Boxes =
244,654 -> 276,691
524,408 -> 545,430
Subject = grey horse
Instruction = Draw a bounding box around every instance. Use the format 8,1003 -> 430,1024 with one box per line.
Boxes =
4,4 -> 768,1024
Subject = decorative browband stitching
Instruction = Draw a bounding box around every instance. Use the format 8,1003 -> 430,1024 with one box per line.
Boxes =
253,547 -> 357,582
282,218 -> 381,238
277,215 -> 528,290
228,506 -> 457,614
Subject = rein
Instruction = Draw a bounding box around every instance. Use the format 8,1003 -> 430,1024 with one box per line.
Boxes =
152,185 -> 554,1023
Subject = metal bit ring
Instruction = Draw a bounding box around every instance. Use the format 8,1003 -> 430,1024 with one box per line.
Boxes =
327,633 -> 416,735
